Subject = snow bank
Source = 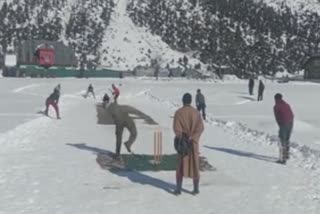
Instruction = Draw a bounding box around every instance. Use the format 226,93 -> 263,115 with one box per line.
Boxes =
274,70 -> 294,78
222,74 -> 240,81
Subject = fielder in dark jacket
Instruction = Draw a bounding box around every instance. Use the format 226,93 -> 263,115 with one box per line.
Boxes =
248,77 -> 255,95
195,89 -> 206,120
106,103 -> 137,159
274,93 -> 294,164
257,80 -> 265,101
45,88 -> 61,119
84,84 -> 96,99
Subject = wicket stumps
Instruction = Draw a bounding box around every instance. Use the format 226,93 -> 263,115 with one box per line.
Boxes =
154,129 -> 163,164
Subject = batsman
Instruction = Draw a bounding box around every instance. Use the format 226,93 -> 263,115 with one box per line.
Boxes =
106,102 -> 137,160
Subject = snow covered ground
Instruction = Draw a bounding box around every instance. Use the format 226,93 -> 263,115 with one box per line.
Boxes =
0,77 -> 319,213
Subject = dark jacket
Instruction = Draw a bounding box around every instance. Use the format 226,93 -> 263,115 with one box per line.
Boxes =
274,100 -> 294,126
258,81 -> 265,93
249,78 -> 254,87
112,86 -> 120,96
107,103 -> 135,129
47,89 -> 60,103
103,94 -> 110,102
196,93 -> 205,106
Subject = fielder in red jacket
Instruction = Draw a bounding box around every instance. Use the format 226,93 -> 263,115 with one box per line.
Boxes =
112,84 -> 120,103
273,93 -> 294,164
44,88 -> 61,119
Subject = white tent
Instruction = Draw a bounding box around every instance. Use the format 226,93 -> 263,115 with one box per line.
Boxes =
4,54 -> 17,67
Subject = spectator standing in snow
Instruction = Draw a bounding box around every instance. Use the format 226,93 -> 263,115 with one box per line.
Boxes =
248,77 -> 254,95
84,84 -> 96,99
273,93 -> 294,164
106,103 -> 137,160
111,84 -> 120,103
44,88 -> 61,119
173,93 -> 204,195
167,63 -> 173,78
195,89 -> 206,120
257,80 -> 265,101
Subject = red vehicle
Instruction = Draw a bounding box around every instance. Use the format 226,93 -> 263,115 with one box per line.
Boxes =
34,44 -> 55,68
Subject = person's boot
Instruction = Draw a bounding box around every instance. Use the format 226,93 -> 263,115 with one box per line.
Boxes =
276,145 -> 286,164
283,148 -> 288,160
124,142 -> 132,153
192,179 -> 199,195
113,153 -> 122,161
174,178 -> 182,195
285,146 -> 290,160
276,159 -> 286,164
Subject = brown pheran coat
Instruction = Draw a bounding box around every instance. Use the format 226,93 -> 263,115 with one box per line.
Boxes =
173,105 -> 204,178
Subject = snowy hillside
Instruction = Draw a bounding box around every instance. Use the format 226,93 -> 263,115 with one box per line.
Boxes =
259,0 -> 320,15
1,0 -> 320,74
128,0 -> 320,76
0,0 -> 203,71
0,0 -> 113,68
0,78 -> 320,213
99,0 -> 203,70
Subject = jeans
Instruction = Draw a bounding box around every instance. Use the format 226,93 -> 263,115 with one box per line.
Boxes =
278,122 -> 293,160
197,103 -> 206,120
45,100 -> 60,118
115,122 -> 137,155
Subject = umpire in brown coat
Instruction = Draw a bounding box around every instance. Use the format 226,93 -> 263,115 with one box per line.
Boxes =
173,93 -> 204,195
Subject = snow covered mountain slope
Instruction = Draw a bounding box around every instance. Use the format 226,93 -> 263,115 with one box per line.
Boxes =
259,0 -> 320,15
0,0 -> 203,71
1,0 -> 320,73
128,0 -> 320,76
99,0 -> 202,70
0,0 -> 113,67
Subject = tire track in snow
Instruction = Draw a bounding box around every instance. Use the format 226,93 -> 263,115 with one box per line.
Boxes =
12,84 -> 41,93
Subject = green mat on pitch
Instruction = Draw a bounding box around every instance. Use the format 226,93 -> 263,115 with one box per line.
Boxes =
96,153 -> 216,172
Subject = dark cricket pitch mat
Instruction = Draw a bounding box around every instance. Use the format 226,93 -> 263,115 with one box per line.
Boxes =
96,153 -> 216,172
67,143 -> 216,172
94,103 -> 216,172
